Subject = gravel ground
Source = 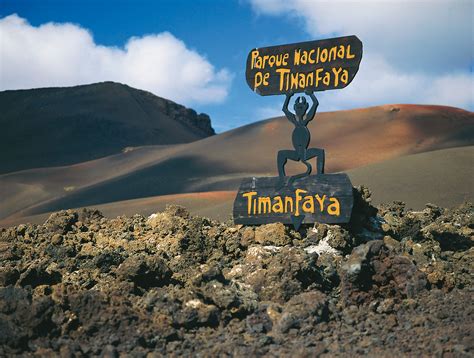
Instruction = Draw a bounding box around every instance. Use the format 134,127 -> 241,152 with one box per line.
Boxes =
0,187 -> 472,357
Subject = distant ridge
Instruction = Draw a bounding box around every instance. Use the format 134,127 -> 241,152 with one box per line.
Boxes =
0,82 -> 214,174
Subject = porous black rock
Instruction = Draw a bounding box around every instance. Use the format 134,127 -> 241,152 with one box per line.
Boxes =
0,192 -> 472,356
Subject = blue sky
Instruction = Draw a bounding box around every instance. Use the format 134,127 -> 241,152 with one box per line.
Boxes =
1,0 -> 472,132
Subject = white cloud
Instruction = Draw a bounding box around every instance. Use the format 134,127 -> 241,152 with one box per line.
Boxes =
316,55 -> 473,111
0,14 -> 232,105
249,0 -> 473,110
251,0 -> 472,71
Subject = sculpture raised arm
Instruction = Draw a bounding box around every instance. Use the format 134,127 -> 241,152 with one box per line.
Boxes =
282,91 -> 296,124
303,90 -> 319,125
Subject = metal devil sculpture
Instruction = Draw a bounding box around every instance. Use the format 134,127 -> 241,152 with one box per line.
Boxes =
277,90 -> 324,189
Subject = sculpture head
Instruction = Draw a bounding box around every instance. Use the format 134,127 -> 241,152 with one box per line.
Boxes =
293,96 -> 308,117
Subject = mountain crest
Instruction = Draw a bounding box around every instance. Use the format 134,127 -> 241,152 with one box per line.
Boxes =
0,82 -> 215,174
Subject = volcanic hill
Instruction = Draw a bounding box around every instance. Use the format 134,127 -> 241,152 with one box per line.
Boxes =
0,82 -> 214,174
1,102 -> 472,227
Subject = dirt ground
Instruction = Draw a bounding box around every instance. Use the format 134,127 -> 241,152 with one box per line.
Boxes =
0,187 -> 472,357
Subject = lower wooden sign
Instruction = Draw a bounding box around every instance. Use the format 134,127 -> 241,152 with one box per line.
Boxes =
233,174 -> 354,229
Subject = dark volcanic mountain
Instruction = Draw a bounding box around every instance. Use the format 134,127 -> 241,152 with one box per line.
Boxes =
0,82 -> 214,174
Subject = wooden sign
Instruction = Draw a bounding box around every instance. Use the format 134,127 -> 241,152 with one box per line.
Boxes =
235,35 -> 362,229
233,174 -> 354,230
246,35 -> 362,96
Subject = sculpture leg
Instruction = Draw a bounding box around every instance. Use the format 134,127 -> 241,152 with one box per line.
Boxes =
288,147 -> 312,186
276,150 -> 299,189
305,148 -> 325,174
288,159 -> 312,187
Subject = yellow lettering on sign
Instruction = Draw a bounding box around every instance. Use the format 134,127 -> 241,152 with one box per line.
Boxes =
258,196 -> 271,214
272,196 -> 284,213
308,49 -> 315,64
254,72 -> 269,90
295,47 -> 348,66
294,49 -> 301,65
249,42 -> 357,92
295,189 -> 306,217
251,50 -> 260,69
251,50 -> 291,70
241,190 -> 344,217
315,194 -> 326,211
332,67 -> 342,87
346,45 -> 355,59
305,72 -> 314,87
284,196 -> 294,213
243,191 -> 257,215
341,69 -> 349,84
300,51 -> 308,64
327,198 -> 341,216
268,55 -> 276,67
328,46 -> 337,62
323,71 -> 331,86
276,68 -> 290,91
290,72 -> 299,90
302,196 -> 315,213
274,67 -> 352,91
320,48 -> 328,63
337,45 -> 345,59
315,68 -> 324,87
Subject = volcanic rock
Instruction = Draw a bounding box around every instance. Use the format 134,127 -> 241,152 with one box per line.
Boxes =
0,188 -> 472,356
